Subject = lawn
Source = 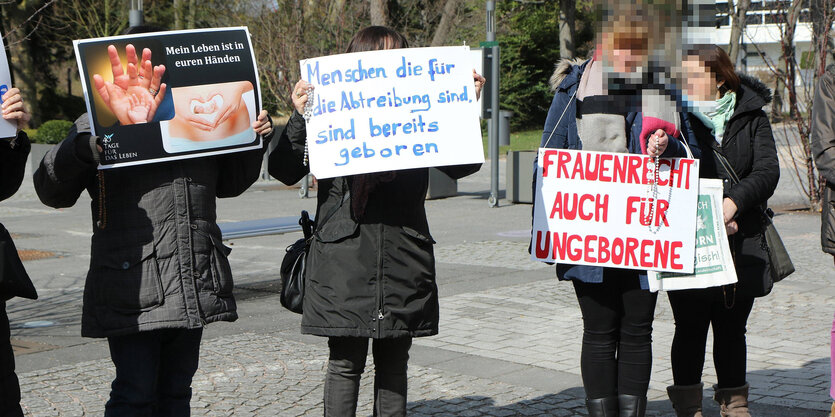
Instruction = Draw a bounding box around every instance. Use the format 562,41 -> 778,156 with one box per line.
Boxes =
482,128 -> 543,157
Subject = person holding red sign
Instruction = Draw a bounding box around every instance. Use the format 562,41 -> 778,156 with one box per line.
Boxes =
666,45 -> 779,417
269,26 -> 484,417
538,11 -> 698,417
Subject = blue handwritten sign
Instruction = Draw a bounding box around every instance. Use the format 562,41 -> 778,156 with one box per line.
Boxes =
300,46 -> 484,179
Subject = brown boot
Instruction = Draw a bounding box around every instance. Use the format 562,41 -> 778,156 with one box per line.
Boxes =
830,401 -> 834,417
666,383 -> 704,417
713,383 -> 751,417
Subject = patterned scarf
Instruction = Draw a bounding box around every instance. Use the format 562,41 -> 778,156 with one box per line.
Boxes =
698,91 -> 736,144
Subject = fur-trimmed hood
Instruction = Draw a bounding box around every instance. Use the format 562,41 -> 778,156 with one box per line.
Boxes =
738,72 -> 772,103
549,58 -> 588,91
734,72 -> 772,116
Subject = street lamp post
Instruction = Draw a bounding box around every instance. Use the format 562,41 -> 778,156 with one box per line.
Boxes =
485,0 -> 500,207
129,0 -> 144,27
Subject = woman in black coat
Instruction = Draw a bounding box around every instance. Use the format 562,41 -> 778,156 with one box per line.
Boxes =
665,45 -> 779,417
270,26 -> 484,416
1,87 -> 34,417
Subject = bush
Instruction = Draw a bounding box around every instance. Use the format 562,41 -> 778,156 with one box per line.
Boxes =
32,120 -> 73,144
22,128 -> 38,140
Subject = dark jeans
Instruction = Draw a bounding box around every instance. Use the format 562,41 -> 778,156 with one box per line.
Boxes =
1,301 -> 23,417
324,336 -> 412,417
573,270 -> 658,399
105,328 -> 203,417
668,286 -> 755,388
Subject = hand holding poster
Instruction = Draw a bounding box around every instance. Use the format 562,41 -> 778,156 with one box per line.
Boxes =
531,148 -> 700,274
0,34 -> 18,139
74,27 -> 262,169
300,46 -> 484,179
647,178 -> 738,291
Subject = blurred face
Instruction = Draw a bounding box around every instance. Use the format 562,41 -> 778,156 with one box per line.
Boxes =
683,57 -> 716,101
603,31 -> 649,74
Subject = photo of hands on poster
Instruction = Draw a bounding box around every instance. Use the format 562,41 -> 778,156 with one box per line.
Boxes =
75,27 -> 262,168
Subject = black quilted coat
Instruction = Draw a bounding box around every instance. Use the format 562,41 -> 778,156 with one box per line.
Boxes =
270,112 -> 480,338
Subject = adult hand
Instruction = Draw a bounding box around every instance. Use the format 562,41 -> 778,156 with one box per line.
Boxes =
722,197 -> 738,224
473,70 -> 486,100
725,219 -> 739,236
291,79 -> 312,115
209,81 -> 251,129
92,44 -> 167,125
646,129 -> 668,157
1,88 -> 31,130
252,110 -> 272,137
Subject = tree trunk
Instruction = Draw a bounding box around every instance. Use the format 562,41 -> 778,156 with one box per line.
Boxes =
369,0 -> 388,27
187,0 -> 197,29
174,0 -> 184,30
811,0 -> 835,76
782,0 -> 802,118
558,0 -> 576,59
771,76 -> 783,121
430,0 -> 460,47
328,0 -> 347,25
727,0 -> 751,65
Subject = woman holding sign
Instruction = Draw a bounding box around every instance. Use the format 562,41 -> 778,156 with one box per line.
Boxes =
539,9 -> 698,417
664,45 -> 779,417
270,26 -> 484,417
0,87 -> 35,417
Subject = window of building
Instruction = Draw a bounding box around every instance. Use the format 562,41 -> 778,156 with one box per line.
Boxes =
765,12 -> 786,24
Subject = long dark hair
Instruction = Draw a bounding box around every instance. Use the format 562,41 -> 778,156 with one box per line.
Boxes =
346,26 -> 408,53
344,26 -> 408,220
685,44 -> 740,94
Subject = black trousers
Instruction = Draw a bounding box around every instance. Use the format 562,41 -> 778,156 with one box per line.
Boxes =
105,328 -> 203,417
573,270 -> 658,399
325,336 -> 412,417
667,286 -> 755,388
1,301 -> 23,417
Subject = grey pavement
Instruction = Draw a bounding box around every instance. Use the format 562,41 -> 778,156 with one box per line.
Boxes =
2,152 -> 833,416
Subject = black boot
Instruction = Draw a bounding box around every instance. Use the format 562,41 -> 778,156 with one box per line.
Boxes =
586,396 -> 619,417
618,394 -> 647,417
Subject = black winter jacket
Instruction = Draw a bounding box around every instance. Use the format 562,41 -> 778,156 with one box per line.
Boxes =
812,66 -> 835,255
1,132 -> 35,301
34,115 -> 272,337
691,74 -> 780,297
0,132 -> 28,202
270,112 -> 481,338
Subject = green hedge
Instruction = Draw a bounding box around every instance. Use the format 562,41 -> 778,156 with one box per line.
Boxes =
32,120 -> 73,144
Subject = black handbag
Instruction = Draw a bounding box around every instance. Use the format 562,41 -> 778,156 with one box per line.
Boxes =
279,211 -> 313,313
714,151 -> 795,286
279,192 -> 349,314
0,224 -> 38,301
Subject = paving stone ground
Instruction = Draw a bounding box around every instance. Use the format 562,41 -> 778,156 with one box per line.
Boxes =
6,159 -> 835,416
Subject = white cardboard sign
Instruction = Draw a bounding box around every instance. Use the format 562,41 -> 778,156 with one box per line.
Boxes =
300,46 -> 484,179
531,148 -> 700,274
647,178 -> 738,291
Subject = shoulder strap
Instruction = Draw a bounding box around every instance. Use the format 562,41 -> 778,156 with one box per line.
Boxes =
714,150 -> 741,185
543,88 -> 578,147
